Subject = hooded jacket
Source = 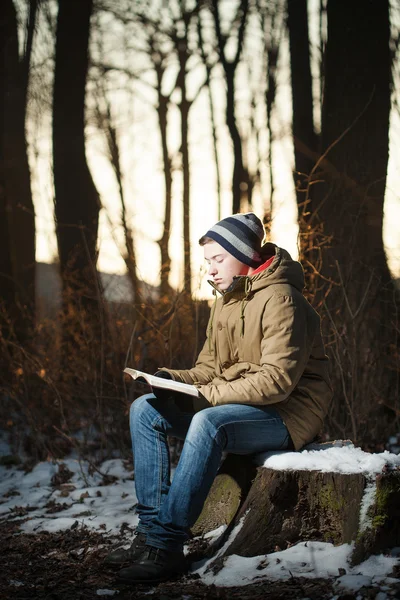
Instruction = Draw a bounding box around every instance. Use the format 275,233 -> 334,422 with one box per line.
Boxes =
161,244 -> 333,450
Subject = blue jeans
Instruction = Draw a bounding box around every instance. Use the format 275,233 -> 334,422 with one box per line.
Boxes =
130,393 -> 292,552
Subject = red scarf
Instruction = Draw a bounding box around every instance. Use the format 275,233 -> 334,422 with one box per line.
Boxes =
252,255 -> 274,275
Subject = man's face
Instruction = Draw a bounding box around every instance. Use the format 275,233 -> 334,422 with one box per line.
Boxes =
203,241 -> 249,291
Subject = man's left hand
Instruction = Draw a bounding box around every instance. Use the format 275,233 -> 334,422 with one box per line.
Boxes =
152,371 -> 174,401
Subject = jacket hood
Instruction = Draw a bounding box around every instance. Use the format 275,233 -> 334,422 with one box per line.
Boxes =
208,243 -> 305,299
250,243 -> 305,292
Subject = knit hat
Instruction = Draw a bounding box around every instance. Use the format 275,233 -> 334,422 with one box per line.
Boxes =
201,212 -> 265,267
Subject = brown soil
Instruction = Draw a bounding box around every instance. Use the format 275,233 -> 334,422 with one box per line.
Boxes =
0,517 -> 340,600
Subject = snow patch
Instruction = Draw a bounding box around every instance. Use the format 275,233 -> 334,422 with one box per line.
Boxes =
358,478 -> 377,533
260,445 -> 400,474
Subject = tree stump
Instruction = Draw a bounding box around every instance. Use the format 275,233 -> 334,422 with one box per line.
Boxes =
219,468 -> 364,557
191,450 -> 400,568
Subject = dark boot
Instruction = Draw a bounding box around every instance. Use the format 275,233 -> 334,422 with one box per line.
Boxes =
104,532 -> 147,568
117,546 -> 187,584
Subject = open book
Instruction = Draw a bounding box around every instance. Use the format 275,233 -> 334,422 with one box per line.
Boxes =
124,368 -> 199,398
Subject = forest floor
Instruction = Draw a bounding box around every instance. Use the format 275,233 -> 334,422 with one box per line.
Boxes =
0,518 -> 340,600
2,446 -> 400,600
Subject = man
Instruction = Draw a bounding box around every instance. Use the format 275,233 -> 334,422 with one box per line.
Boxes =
106,212 -> 332,584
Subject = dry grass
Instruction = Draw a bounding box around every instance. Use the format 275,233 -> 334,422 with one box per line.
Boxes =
0,288 -> 209,464
1,245 -> 399,465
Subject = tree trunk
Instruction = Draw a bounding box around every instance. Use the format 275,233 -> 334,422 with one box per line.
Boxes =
176,32 -> 193,295
287,0 -> 318,249
261,0 -> 284,214
156,87 -> 173,299
198,16 -> 222,221
225,66 -> 247,214
53,0 -> 101,324
97,89 -> 141,305
180,97 -> 192,295
311,0 -> 398,442
212,0 -> 249,214
207,81 -> 222,222
111,128 -> 141,306
0,0 -> 36,343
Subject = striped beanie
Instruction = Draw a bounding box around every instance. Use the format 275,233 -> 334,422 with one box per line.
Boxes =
201,213 -> 265,267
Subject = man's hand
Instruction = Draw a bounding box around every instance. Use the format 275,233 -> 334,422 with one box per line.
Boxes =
154,371 -> 173,380
152,371 -> 174,401
152,372 -> 195,413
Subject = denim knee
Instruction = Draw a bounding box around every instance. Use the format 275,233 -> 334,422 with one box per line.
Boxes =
188,408 -> 227,449
129,393 -> 156,428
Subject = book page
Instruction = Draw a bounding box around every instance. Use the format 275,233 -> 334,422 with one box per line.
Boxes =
124,368 -> 199,398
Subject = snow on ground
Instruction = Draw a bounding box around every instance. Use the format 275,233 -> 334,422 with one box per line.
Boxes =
193,541 -> 399,589
1,442 -> 399,597
0,457 -> 138,535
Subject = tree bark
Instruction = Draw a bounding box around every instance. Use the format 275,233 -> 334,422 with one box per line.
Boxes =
0,0 -> 36,342
172,4 -> 203,296
53,0 -> 101,322
191,454 -> 256,539
212,0 -> 249,214
155,68 -> 173,299
198,16 -> 222,221
287,0 -> 318,250
177,48 -> 192,294
311,0 -> 398,441
220,468 -> 365,558
192,455 -> 400,569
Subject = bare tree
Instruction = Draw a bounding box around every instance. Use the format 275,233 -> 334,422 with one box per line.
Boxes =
287,0 -> 317,240
0,0 -> 37,342
90,4 -> 175,299
149,33 -> 175,298
53,0 -> 101,328
256,0 -> 285,213
312,0 -> 398,442
211,0 -> 249,213
169,2 -> 204,293
92,1 -> 205,296
197,12 -> 222,221
135,2 -> 205,294
94,81 -> 142,305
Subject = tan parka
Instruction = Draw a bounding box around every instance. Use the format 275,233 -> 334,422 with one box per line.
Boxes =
161,244 -> 333,450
